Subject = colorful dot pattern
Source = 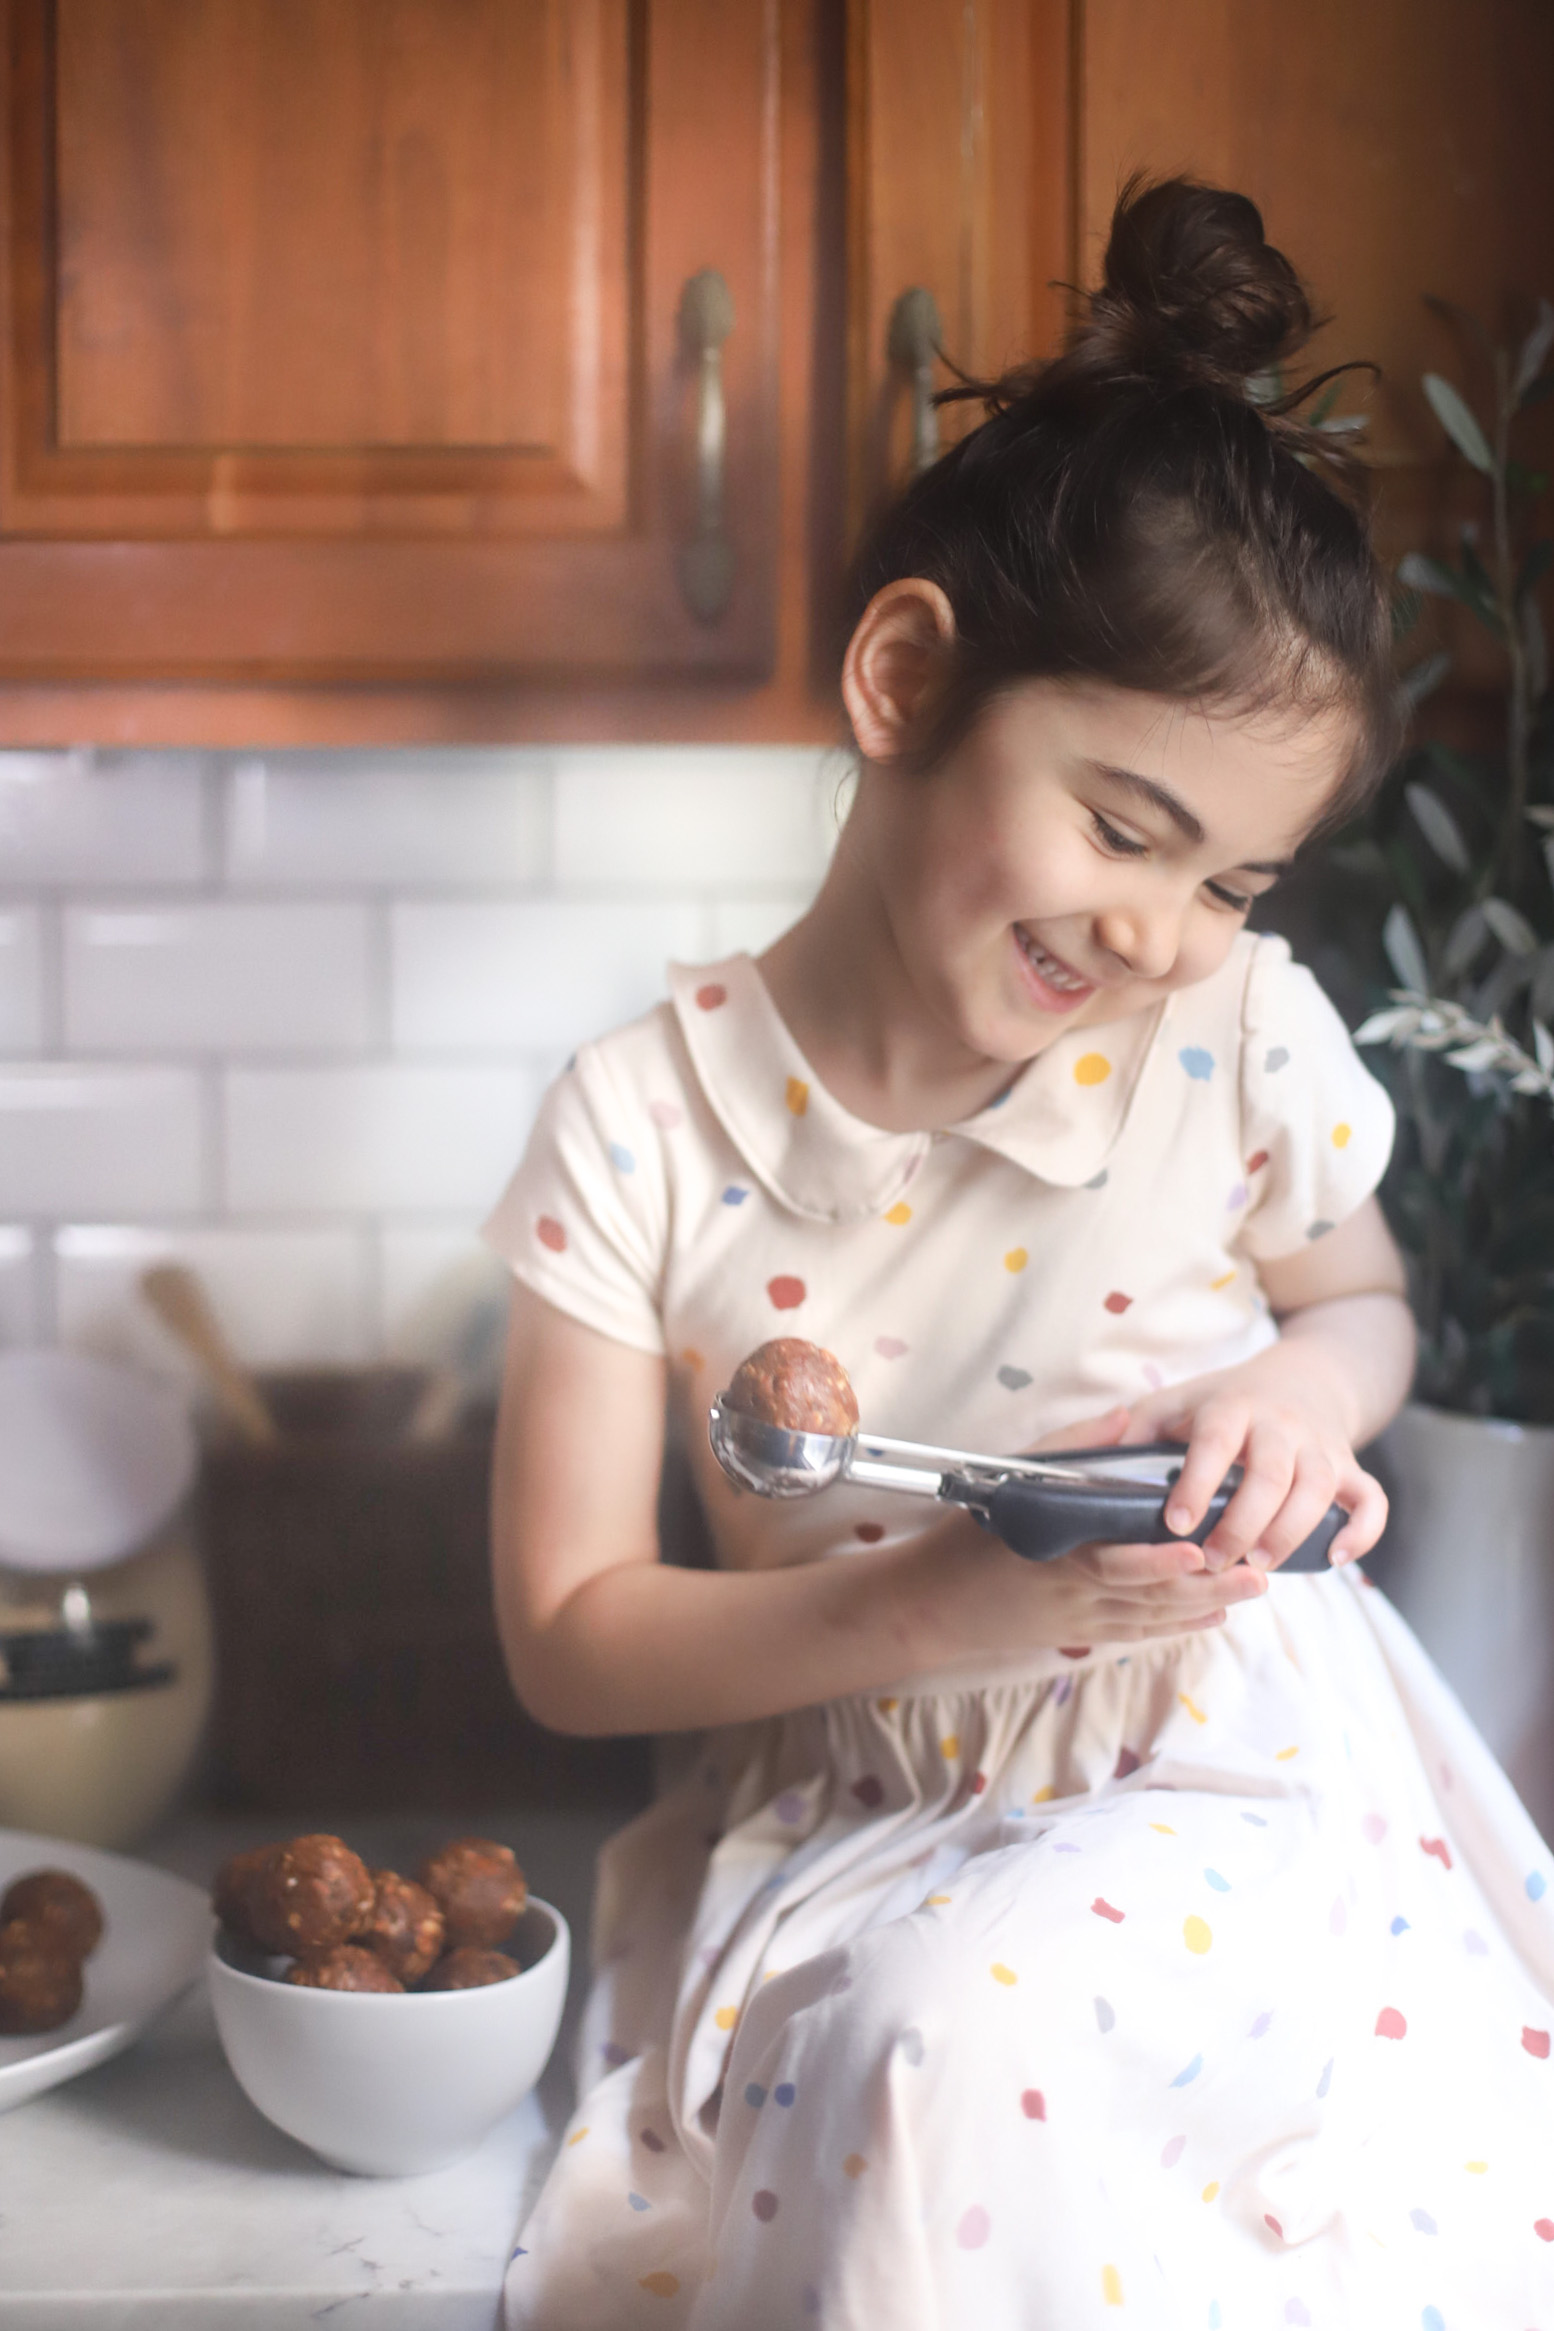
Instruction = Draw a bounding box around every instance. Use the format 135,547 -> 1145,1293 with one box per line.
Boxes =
494,948 -> 1492,2323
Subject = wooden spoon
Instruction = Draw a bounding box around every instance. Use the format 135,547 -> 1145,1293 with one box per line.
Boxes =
139,1264 -> 278,1446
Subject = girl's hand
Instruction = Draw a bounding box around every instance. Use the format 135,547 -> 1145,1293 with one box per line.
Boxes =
1121,1347 -> 1389,1572
916,1405 -> 1269,1660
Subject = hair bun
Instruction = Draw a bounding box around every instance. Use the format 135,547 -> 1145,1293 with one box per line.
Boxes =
1088,176 -> 1314,393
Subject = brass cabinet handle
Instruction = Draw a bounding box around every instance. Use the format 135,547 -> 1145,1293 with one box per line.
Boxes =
887,286 -> 943,476
676,267 -> 736,624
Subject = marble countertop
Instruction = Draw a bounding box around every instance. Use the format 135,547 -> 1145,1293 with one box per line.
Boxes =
0,1805 -> 617,2328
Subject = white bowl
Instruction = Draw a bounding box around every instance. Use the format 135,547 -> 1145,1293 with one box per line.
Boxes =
208,1898 -> 569,2176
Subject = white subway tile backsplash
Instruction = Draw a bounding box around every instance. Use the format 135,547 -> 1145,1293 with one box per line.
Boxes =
0,1228 -> 40,1344
225,1063 -> 541,1214
553,748 -> 839,889
391,899 -> 701,1053
0,753 -> 207,885
0,1066 -> 204,1216
224,755 -> 551,888
54,1224 -> 374,1370
705,894 -> 814,960
0,907 -> 45,1051
64,902 -> 374,1053
3,745 -> 842,1360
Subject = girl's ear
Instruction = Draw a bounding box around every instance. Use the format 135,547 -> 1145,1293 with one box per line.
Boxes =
842,579 -> 957,762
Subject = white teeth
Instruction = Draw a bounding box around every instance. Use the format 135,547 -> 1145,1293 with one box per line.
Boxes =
1018,930 -> 1088,994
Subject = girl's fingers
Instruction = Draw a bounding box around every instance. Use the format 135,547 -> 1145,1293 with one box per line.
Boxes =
1085,1539 -> 1206,1587
1032,1405 -> 1132,1456
1162,1402 -> 1252,1543
1199,1422 -> 1298,1569
1244,1446 -> 1342,1570
1327,1466 -> 1388,1563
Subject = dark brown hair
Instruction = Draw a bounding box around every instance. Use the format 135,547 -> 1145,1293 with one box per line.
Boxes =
849,176 -> 1400,831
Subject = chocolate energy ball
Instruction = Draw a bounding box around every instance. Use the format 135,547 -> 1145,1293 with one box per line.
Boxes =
421,1946 -> 521,1991
0,1918 -> 84,2034
286,1943 -> 404,1994
354,1870 -> 444,1985
417,1838 -> 526,1949
723,1339 -> 859,1437
0,1869 -> 103,1961
211,1845 -> 281,1948
247,1834 -> 376,1956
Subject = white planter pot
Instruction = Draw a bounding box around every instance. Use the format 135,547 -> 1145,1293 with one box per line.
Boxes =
1375,1402 -> 1554,1835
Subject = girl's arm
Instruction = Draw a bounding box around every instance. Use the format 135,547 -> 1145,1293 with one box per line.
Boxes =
491,1283 -> 1270,1737
1123,1195 -> 1416,1573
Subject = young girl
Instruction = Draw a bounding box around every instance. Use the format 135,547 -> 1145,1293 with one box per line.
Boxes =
486,180 -> 1554,2329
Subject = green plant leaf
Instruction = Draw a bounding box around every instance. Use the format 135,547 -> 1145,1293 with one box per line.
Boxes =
1383,901 -> 1430,992
1442,906 -> 1489,978
1518,540 -> 1554,603
1391,585 -> 1423,639
1397,550 -> 1463,600
1424,293 -> 1494,358
1522,374 -> 1554,412
1399,651 -> 1452,709
1514,299 -> 1554,401
1395,552 -> 1500,637
1404,780 -> 1472,872
1484,896 -> 1540,954
1423,373 -> 1495,474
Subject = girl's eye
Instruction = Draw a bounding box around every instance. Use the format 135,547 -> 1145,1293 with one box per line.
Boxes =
1089,811 -> 1146,857
1204,880 -> 1253,913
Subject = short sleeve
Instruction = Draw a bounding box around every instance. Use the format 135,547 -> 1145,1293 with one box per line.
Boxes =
1236,934 -> 1395,1263
482,1045 -> 667,1356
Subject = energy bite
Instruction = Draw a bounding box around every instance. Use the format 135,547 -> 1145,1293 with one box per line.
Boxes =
0,1869 -> 103,1962
212,1845 -> 281,1948
286,1943 -> 403,1993
723,1339 -> 859,1437
355,1869 -> 444,1985
421,1946 -> 521,1991
418,1838 -> 526,1949
247,1834 -> 375,1956
0,1917 -> 84,2034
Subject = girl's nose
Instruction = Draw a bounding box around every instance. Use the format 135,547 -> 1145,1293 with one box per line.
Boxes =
1094,896 -> 1184,982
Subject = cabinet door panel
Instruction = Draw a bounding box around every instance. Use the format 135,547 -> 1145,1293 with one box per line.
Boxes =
55,0 -> 605,462
0,0 -> 780,679
846,0 -> 1072,528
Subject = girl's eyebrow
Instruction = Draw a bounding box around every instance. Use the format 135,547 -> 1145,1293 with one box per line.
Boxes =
1084,761 -> 1294,878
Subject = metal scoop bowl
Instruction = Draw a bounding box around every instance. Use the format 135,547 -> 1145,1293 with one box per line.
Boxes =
709,1397 -> 1347,1571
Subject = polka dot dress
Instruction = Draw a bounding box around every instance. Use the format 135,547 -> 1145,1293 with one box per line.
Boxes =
484,934 -> 1554,2329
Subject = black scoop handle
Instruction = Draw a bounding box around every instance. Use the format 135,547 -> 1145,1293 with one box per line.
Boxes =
977,1443 -> 1347,1570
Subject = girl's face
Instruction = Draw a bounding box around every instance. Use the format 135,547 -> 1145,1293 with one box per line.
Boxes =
861,676 -> 1349,1067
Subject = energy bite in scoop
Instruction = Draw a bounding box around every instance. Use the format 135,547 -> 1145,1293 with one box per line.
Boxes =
0,1918 -> 84,2034
0,1869 -> 103,1961
247,1834 -> 375,1956
418,1838 -> 526,1949
286,1943 -> 403,1994
355,1869 -> 444,1985
421,1945 -> 521,1991
723,1339 -> 859,1437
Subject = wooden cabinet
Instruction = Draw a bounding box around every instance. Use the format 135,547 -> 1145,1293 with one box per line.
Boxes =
0,0 -> 1548,744
0,0 -> 784,709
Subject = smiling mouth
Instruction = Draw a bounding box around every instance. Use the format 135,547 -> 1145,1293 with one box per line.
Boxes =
1014,927 -> 1096,1003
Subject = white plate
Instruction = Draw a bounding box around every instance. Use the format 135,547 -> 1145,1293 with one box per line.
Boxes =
0,1828 -> 210,2112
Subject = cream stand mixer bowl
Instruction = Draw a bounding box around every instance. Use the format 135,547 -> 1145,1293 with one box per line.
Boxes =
0,1350 -> 213,1848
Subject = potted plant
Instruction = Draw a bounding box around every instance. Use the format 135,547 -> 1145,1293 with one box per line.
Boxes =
1312,297 -> 1554,1829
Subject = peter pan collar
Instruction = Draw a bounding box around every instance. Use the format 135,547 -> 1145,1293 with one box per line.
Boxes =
668,955 -> 1168,1224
